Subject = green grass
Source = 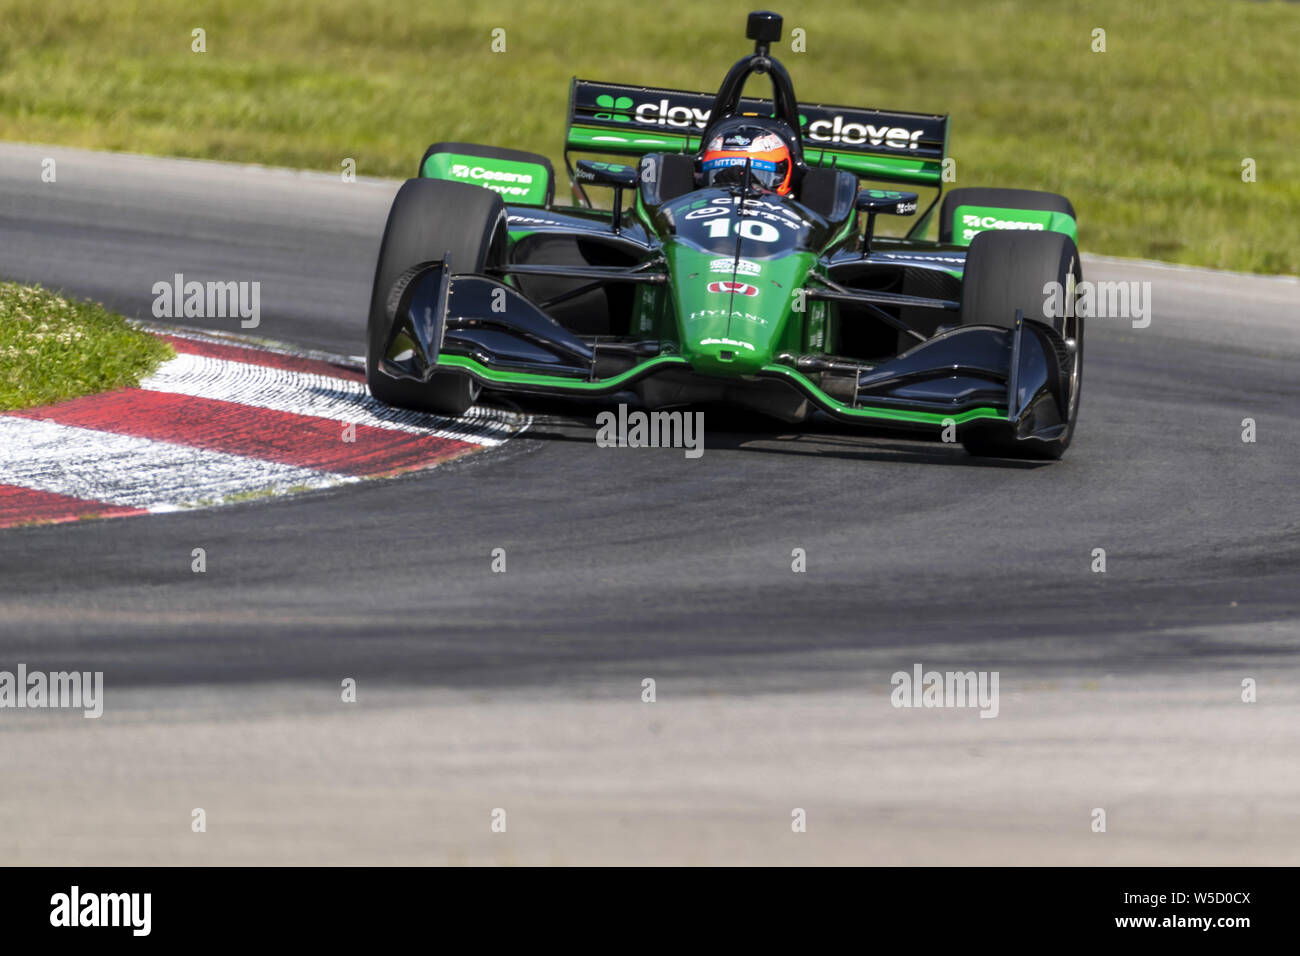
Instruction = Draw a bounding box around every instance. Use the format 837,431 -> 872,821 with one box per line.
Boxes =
0,0 -> 1297,273
0,282 -> 173,410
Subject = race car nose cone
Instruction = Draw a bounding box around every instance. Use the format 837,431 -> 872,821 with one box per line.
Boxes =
690,338 -> 765,376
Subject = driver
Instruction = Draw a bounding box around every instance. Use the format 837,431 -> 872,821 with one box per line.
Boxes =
698,122 -> 795,196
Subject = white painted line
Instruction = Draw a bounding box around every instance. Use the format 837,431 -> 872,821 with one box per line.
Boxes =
140,352 -> 517,446
0,417 -> 351,510
1082,252 -> 1300,284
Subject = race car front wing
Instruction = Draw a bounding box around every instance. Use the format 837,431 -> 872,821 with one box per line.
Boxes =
375,259 -> 1072,445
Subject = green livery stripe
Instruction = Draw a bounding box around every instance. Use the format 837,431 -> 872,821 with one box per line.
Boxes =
568,125 -> 697,153
758,365 -> 1005,424
566,126 -> 943,186
802,150 -> 942,186
437,354 -> 689,389
436,354 -> 1004,424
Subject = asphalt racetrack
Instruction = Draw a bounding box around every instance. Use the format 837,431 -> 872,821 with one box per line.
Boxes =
0,143 -> 1296,864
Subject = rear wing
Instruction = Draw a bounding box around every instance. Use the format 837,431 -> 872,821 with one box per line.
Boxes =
567,79 -> 949,188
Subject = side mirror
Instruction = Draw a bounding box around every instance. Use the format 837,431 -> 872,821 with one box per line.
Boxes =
856,188 -> 919,255
575,160 -> 637,189
855,188 -> 919,217
575,160 -> 638,233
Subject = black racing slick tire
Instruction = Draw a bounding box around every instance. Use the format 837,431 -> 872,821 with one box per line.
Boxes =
939,187 -> 1076,245
366,178 -> 507,416
958,229 -> 1084,460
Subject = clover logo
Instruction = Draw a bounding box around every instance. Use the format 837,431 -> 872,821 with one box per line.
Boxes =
594,94 -> 634,123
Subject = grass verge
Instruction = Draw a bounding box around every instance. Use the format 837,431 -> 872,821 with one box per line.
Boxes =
0,1 -> 1297,273
0,281 -> 173,411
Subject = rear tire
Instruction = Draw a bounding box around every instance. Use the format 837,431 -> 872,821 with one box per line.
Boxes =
417,142 -> 555,207
939,187 -> 1075,244
958,229 -> 1083,459
366,179 -> 506,416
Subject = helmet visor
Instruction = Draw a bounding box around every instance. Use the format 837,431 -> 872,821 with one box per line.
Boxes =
702,155 -> 781,191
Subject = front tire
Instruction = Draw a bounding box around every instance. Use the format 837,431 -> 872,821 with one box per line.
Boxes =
958,229 -> 1084,460
366,179 -> 507,416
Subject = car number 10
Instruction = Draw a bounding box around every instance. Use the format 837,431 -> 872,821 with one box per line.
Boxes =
703,218 -> 780,243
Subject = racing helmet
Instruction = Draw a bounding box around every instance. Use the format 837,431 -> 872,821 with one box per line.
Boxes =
699,122 -> 794,195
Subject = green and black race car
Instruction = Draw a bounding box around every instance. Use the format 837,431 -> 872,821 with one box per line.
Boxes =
367,10 -> 1084,458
